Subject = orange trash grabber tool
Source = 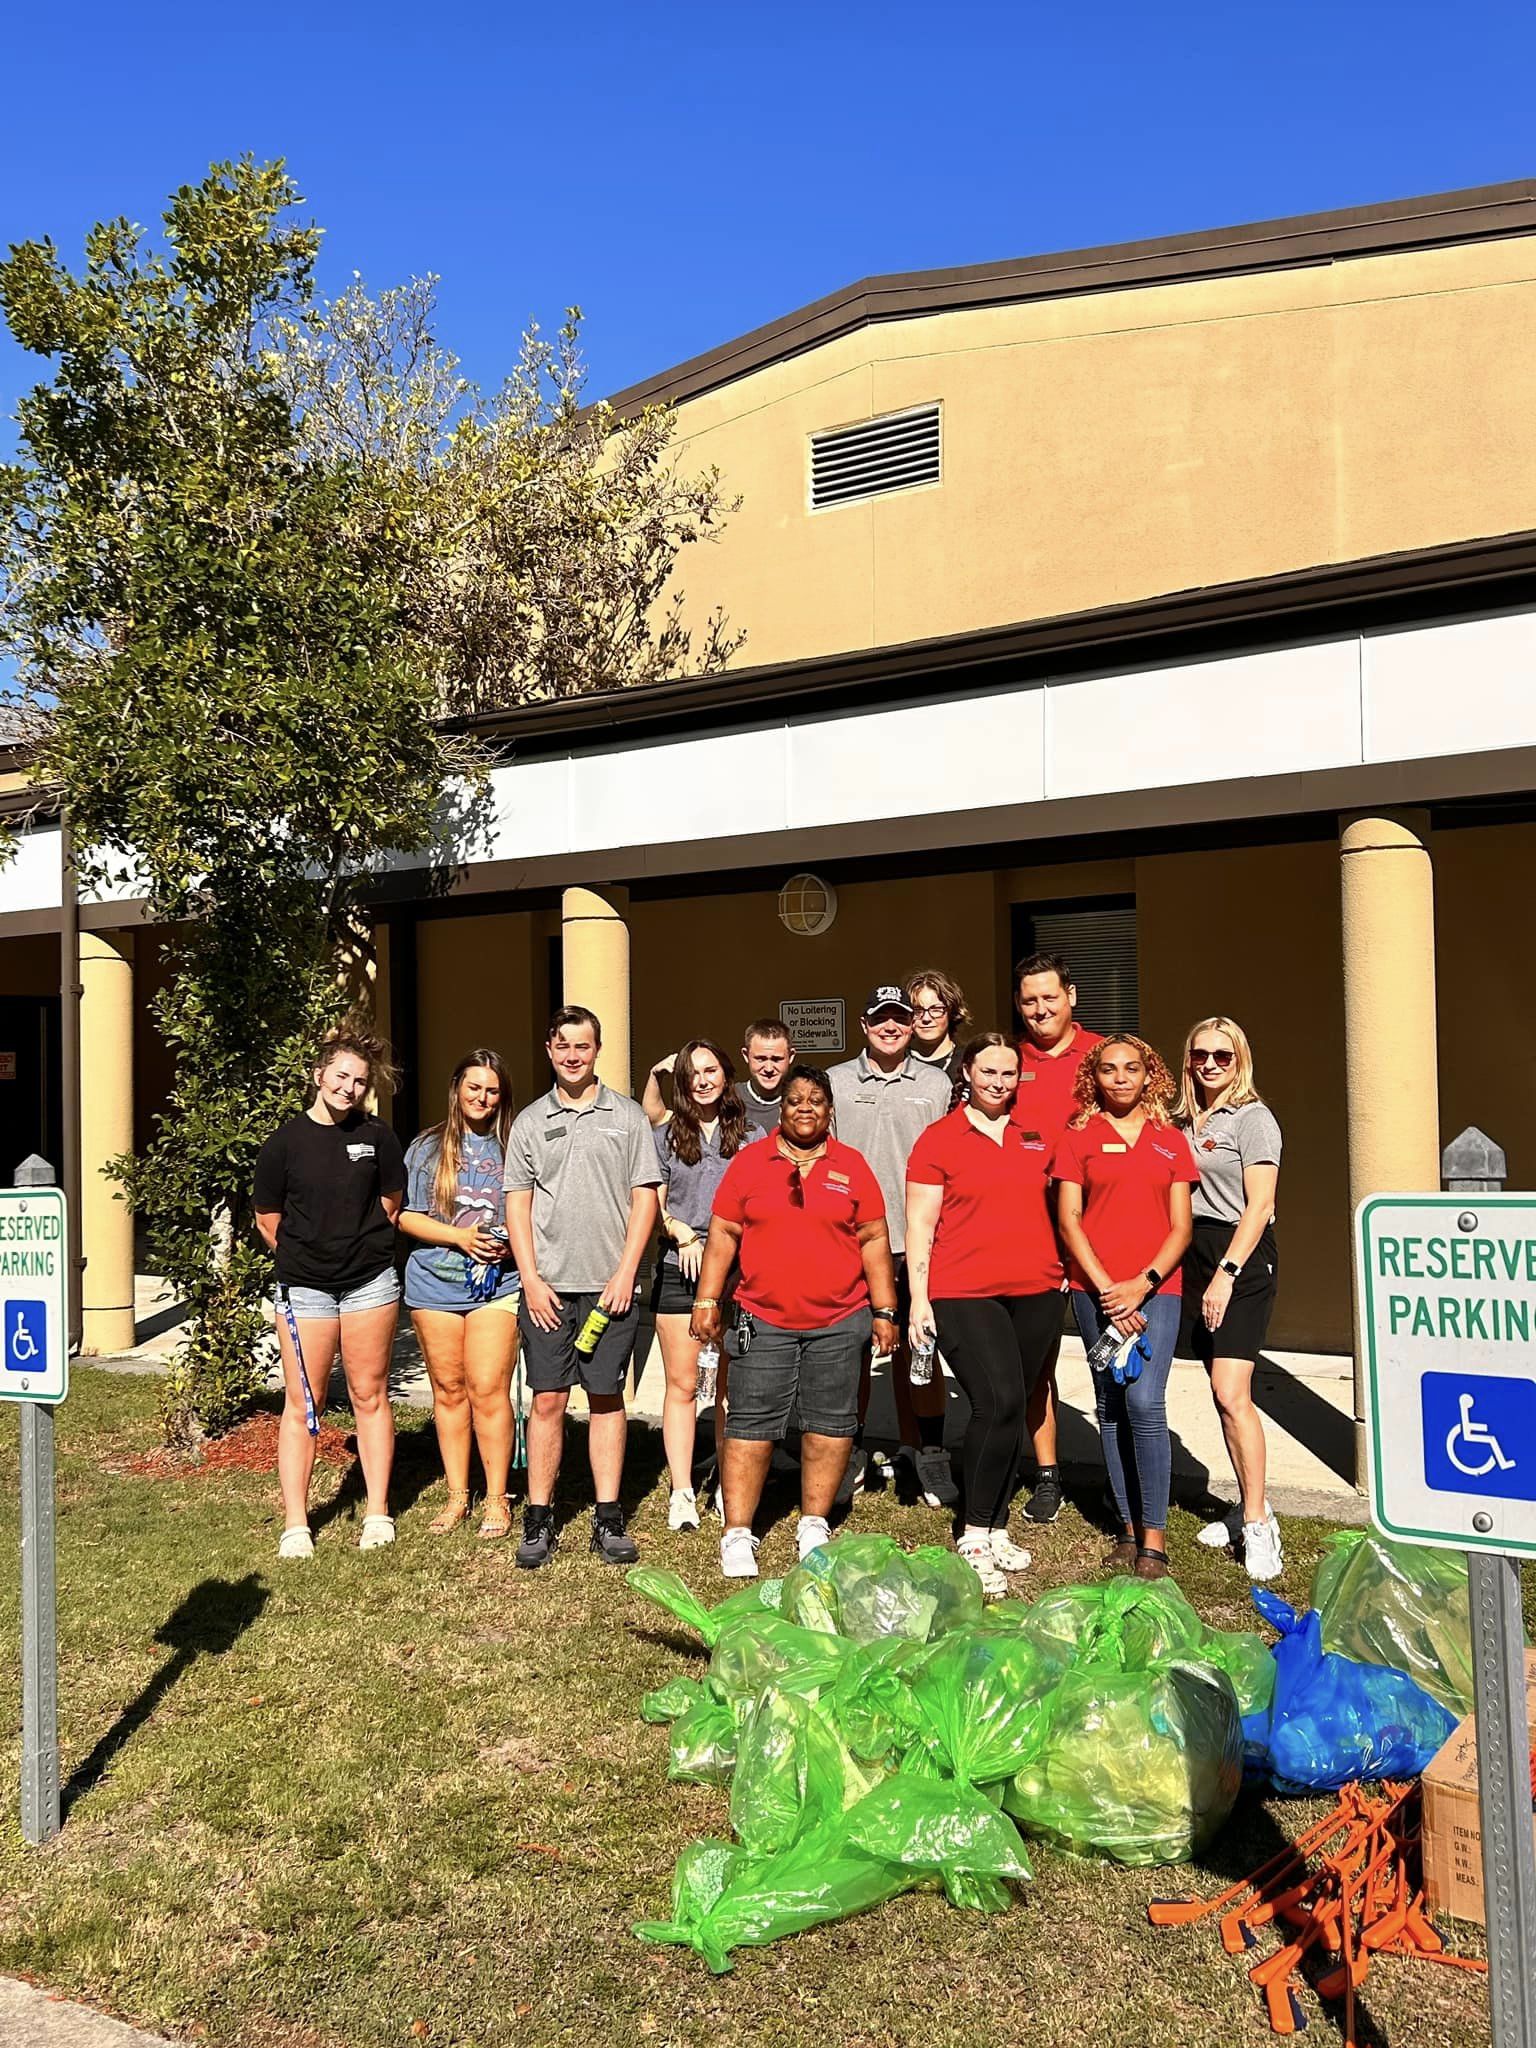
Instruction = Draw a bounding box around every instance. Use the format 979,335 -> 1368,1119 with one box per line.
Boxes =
1149,1793 -> 1361,1930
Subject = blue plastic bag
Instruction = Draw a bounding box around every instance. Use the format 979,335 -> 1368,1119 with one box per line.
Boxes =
1243,1589 -> 1458,1792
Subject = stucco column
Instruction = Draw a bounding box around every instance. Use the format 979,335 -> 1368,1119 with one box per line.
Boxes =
1340,810 -> 1440,1485
561,885 -> 630,1094
79,929 -> 136,1355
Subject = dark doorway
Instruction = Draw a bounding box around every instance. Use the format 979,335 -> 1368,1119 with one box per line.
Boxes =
1009,896 -> 1139,1036
0,995 -> 62,1185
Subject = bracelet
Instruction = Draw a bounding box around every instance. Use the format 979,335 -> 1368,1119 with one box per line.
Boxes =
871,1307 -> 899,1321
695,1296 -> 721,1310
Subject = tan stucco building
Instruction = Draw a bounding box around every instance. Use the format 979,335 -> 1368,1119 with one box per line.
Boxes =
4,178 -> 1536,1401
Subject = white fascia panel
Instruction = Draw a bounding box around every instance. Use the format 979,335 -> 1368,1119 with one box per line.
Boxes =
1046,636 -> 1363,799
566,725 -> 789,854
1,825 -> 62,912
789,688 -> 1045,830
1363,608 -> 1536,764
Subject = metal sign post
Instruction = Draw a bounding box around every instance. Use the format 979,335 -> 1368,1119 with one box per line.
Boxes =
4,1162 -> 69,1846
1355,1187 -> 1536,2045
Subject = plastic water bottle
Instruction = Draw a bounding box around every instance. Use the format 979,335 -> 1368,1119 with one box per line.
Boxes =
695,1342 -> 720,1407
1085,1326 -> 1122,1375
574,1306 -> 611,1357
910,1331 -> 937,1386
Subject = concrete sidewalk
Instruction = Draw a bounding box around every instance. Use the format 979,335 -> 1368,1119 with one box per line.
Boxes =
0,1979 -> 173,2048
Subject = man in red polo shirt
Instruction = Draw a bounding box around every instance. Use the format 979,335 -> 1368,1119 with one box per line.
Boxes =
1010,950 -> 1105,1525
690,1064 -> 899,1578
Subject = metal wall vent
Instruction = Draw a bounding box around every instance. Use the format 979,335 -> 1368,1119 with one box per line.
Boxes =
810,403 -> 941,510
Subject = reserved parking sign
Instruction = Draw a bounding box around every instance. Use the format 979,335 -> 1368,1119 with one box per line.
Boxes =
0,1189 -> 68,1404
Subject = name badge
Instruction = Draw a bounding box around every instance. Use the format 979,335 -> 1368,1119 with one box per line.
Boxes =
1018,1071 -> 1035,1083
346,1143 -> 376,1162
1101,1142 -> 1127,1154
827,1170 -> 851,1185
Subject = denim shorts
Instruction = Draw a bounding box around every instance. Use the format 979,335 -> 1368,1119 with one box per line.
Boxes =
724,1307 -> 870,1442
278,1266 -> 400,1320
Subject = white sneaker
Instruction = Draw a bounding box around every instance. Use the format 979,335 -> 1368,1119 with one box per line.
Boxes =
358,1514 -> 396,1551
957,1537 -> 1007,1599
720,1527 -> 760,1578
1243,1512 -> 1284,1582
796,1514 -> 831,1562
277,1526 -> 314,1560
668,1486 -> 700,1531
1197,1506 -> 1242,1548
988,1529 -> 1033,1573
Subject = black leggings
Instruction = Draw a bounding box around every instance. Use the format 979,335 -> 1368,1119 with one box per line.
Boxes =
933,1293 -> 1065,1528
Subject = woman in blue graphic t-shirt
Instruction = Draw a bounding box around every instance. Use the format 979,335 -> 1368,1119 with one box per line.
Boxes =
399,1049 -> 522,1540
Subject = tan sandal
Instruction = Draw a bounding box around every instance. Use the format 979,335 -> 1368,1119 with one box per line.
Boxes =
478,1494 -> 513,1541
429,1488 -> 472,1534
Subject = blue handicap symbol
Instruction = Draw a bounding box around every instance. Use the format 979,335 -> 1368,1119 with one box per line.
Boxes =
4,1299 -> 47,1374
1421,1371 -> 1536,1502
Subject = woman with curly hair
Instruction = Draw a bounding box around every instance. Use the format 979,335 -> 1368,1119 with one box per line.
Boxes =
1051,1035 -> 1199,1579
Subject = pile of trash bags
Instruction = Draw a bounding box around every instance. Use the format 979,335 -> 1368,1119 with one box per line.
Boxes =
628,1537 -> 1262,1969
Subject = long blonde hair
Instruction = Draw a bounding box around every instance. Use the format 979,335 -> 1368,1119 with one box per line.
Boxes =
1175,1016 -> 1262,1124
1068,1034 -> 1176,1128
425,1049 -> 515,1220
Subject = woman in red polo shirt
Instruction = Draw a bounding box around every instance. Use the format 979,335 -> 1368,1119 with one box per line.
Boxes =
905,1033 -> 1064,1598
1052,1035 -> 1198,1581
691,1064 -> 898,1579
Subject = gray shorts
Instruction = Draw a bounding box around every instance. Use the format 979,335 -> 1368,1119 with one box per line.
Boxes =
724,1307 -> 871,1442
518,1292 -> 639,1398
278,1267 -> 400,1319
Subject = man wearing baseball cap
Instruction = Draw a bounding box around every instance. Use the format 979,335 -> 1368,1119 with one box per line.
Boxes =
829,985 -> 954,1510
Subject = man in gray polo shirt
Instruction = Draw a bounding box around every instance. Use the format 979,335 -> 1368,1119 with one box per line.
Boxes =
829,985 -> 954,1510
504,1005 -> 662,1569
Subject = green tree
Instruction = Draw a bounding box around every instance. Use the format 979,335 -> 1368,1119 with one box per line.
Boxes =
0,160 -> 476,1439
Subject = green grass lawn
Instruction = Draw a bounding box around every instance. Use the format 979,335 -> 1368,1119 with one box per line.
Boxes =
0,1371 -> 1509,2048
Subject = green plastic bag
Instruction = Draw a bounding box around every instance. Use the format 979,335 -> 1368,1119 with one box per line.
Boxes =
842,1775 -> 1033,1908
1019,1576 -> 1273,1716
780,1534 -> 981,1644
642,1675 -> 707,1724
828,1636 -> 929,1763
708,1615 -> 855,1703
729,1686 -> 882,1853
1006,1656 -> 1242,1866
1310,1532 -> 1479,1717
904,1624 -> 1066,1787
668,1690 -> 740,1784
627,1565 -> 783,1647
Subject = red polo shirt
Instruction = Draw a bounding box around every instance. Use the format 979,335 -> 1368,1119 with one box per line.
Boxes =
1050,1115 -> 1200,1296
906,1107 -> 1064,1299
712,1136 -> 885,1330
1010,1027 -> 1106,1146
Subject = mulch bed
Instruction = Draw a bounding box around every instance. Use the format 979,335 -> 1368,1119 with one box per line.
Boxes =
126,1412 -> 355,1478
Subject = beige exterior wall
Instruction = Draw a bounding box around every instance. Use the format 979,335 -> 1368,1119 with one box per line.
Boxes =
665,236 -> 1536,666
414,911 -> 547,1117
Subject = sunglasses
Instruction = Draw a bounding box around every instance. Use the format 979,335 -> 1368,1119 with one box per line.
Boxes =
1190,1048 -> 1235,1069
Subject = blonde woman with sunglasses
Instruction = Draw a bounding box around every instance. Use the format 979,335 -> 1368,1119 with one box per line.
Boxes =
1174,1017 -> 1284,1581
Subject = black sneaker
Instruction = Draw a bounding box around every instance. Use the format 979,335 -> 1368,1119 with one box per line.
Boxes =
516,1509 -> 558,1570
1024,1473 -> 1065,1524
591,1512 -> 639,1565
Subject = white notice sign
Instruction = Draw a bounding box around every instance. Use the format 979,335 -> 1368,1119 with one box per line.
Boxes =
779,1000 -> 845,1053
0,1187 -> 69,1404
1356,1192 -> 1536,1557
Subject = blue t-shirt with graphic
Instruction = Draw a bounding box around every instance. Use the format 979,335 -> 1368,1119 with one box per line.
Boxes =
402,1129 -> 521,1312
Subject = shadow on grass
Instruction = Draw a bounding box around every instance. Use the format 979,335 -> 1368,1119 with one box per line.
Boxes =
62,1573 -> 270,1819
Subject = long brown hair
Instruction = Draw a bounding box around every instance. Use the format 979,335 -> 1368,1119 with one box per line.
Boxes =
423,1049 -> 516,1221
1068,1033 -> 1176,1129
665,1039 -> 750,1166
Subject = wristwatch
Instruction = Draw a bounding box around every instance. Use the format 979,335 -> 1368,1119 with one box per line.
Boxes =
1218,1258 -> 1243,1279
1144,1267 -> 1163,1291
871,1307 -> 899,1322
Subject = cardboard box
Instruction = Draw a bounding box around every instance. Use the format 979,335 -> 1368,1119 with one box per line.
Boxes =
1420,1647 -> 1536,1926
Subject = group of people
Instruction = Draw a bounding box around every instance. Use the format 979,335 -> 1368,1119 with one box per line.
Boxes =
251,950 -> 1284,1599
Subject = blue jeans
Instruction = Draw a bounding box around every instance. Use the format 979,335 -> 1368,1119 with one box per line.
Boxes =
1071,1290 -> 1181,1534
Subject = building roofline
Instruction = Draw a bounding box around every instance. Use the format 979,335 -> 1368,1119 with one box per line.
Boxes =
607,178 -> 1536,415
456,527 -> 1536,748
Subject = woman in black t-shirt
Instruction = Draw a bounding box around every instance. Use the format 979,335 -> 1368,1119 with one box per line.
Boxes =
253,1029 -> 406,1560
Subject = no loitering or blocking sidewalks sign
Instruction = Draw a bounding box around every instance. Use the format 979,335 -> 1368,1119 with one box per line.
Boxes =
0,1185 -> 68,1405
1356,1192 -> 1536,1557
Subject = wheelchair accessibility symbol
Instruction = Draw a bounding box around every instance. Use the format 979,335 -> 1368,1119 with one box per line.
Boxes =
1422,1371 -> 1536,1503
4,1299 -> 47,1373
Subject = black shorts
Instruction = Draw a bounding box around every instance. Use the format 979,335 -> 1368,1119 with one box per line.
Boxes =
650,1259 -> 697,1317
518,1292 -> 640,1397
1180,1221 -> 1279,1365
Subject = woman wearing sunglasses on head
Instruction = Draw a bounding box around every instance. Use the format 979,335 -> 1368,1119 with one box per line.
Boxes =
1174,1017 -> 1284,1581
1051,1035 -> 1198,1581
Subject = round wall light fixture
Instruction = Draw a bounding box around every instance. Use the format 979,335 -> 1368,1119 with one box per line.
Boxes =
777,872 -> 838,937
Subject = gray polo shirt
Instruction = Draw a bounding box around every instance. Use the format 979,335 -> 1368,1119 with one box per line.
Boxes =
828,1052 -> 950,1253
1182,1100 -> 1283,1227
654,1119 -> 764,1260
503,1083 -> 663,1290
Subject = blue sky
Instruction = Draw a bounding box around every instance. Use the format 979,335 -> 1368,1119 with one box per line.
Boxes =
2,1 -> 1534,410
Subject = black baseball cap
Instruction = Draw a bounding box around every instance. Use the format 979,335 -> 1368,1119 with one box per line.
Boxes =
863,984 -> 914,1018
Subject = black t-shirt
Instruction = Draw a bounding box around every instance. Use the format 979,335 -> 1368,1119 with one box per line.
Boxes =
253,1112 -> 406,1292
913,1044 -> 965,1092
